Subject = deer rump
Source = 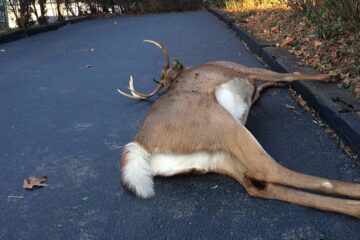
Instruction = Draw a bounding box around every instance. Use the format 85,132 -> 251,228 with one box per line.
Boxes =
119,40 -> 360,219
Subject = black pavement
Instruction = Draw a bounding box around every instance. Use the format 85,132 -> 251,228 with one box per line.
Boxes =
0,11 -> 359,240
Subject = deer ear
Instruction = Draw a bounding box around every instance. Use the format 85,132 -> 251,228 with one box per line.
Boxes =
172,59 -> 184,70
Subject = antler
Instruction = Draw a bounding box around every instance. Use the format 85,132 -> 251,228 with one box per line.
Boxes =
143,39 -> 170,69
117,40 -> 168,100
117,75 -> 162,100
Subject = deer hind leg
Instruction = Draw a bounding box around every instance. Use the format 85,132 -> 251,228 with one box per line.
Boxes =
241,179 -> 360,219
265,164 -> 360,199
198,151 -> 360,219
229,124 -> 360,199
227,123 -> 360,204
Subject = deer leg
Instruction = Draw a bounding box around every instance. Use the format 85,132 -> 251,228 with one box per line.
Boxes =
210,158 -> 360,219
241,178 -> 360,219
265,165 -> 360,199
227,124 -> 360,200
208,61 -> 338,83
252,81 -> 288,104
248,68 -> 338,82
257,82 -> 288,92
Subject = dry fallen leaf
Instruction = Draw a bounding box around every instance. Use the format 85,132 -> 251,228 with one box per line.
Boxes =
280,36 -> 294,47
303,37 -> 310,43
353,87 -> 360,95
270,26 -> 279,33
330,50 -> 337,59
23,176 -> 48,190
285,104 -> 295,110
297,98 -> 307,107
293,50 -> 303,57
314,41 -> 323,48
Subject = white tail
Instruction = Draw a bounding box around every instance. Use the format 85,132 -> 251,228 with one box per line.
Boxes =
121,142 -> 154,198
118,40 -> 360,219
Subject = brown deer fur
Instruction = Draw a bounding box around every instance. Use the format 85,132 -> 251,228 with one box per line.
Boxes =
118,40 -> 360,219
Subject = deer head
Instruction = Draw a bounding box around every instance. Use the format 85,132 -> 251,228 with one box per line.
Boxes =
117,40 -> 184,100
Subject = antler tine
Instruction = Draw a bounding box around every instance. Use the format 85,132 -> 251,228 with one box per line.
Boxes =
143,39 -> 170,69
118,75 -> 162,100
128,75 -> 162,98
128,84 -> 162,98
128,75 -> 143,98
117,89 -> 147,100
117,75 -> 147,100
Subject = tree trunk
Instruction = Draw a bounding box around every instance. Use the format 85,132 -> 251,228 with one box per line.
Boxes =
56,0 -> 63,20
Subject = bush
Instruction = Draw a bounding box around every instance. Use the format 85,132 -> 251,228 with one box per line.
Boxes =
133,0 -> 203,13
286,0 -> 360,38
211,0 -> 284,11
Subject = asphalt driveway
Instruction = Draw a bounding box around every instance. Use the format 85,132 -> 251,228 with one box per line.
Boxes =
0,11 -> 359,240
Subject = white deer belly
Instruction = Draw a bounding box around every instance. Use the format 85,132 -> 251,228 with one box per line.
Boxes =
151,151 -> 234,176
121,141 -> 247,198
215,78 -> 254,124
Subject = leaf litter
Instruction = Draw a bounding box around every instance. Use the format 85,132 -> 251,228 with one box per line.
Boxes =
228,8 -> 360,99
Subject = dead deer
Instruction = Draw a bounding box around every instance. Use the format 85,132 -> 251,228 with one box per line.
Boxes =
118,40 -> 360,219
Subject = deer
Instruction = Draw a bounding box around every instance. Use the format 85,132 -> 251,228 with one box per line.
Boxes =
118,40 -> 360,219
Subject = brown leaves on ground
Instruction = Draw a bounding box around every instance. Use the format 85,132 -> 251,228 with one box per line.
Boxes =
23,176 -> 48,190
228,8 -> 360,100
280,36 -> 294,47
354,87 -> 360,95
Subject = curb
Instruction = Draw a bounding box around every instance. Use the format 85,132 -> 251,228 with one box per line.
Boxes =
207,8 -> 360,157
0,16 -> 92,45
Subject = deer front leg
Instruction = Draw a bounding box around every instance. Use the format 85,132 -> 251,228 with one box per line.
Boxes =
252,81 -> 288,104
208,61 -> 338,83
248,68 -> 339,82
